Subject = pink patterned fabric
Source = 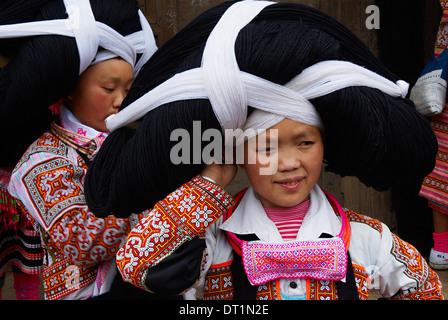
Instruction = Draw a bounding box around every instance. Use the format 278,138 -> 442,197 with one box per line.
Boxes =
225,190 -> 351,286
241,236 -> 348,285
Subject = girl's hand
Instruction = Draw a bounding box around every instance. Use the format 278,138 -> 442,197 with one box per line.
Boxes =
201,163 -> 237,188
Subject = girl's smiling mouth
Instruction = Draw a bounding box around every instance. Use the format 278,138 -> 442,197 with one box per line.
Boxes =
275,177 -> 304,190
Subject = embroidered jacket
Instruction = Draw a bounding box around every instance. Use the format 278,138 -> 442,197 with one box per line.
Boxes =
7,107 -> 144,300
117,182 -> 443,300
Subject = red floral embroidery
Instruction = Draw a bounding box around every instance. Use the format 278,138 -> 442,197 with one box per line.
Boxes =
117,176 -> 235,291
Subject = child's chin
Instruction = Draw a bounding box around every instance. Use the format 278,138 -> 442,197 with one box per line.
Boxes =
275,198 -> 306,208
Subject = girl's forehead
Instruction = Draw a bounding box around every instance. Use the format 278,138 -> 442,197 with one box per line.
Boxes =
266,119 -> 321,138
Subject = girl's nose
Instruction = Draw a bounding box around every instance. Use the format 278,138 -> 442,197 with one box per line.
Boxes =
277,150 -> 301,172
113,89 -> 126,108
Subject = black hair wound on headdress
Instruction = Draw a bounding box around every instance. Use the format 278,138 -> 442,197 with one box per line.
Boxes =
84,1 -> 437,218
0,0 -> 144,167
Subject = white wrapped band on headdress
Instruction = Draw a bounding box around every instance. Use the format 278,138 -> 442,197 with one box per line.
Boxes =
0,0 -> 157,75
104,0 -> 409,142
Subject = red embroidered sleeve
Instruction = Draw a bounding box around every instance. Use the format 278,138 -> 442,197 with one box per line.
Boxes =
389,234 -> 444,300
49,206 -> 140,267
116,175 -> 235,291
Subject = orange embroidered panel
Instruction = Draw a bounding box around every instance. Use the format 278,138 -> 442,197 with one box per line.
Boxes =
49,207 -> 133,265
203,262 -> 234,300
345,210 -> 383,234
15,132 -> 69,167
202,262 -> 280,300
307,264 -> 370,300
42,256 -> 97,300
256,281 -> 279,300
389,234 -> 444,300
117,176 -> 235,291
308,279 -> 337,300
22,157 -> 86,230
40,233 -> 97,300
353,264 -> 370,300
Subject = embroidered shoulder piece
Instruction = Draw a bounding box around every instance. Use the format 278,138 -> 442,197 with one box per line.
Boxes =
10,131 -> 89,231
15,131 -> 70,169
22,157 -> 86,231
344,209 -> 383,234
117,175 -> 235,291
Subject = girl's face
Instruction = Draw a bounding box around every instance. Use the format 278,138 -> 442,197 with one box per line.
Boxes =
67,58 -> 133,132
242,118 -> 324,208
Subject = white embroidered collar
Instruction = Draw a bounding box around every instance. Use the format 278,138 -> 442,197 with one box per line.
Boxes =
220,184 -> 342,243
59,105 -> 107,144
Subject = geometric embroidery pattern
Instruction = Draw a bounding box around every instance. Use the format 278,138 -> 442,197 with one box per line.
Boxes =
15,131 -> 69,168
202,263 -> 281,300
242,237 -> 347,285
49,207 -> 132,264
201,266 -> 373,300
116,176 -> 235,291
419,0 -> 448,212
353,264 -> 369,300
345,209 -> 383,235
389,234 -> 444,300
39,204 -> 135,299
390,234 -> 426,285
308,278 -> 338,300
203,262 -> 233,300
256,280 -> 279,300
13,131 -> 139,299
23,158 -> 85,230
42,256 -> 97,300
40,231 -> 97,300
434,1 -> 448,57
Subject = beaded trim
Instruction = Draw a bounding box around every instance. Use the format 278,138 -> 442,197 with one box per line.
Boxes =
50,121 -> 102,160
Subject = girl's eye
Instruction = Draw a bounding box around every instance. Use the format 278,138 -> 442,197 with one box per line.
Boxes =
299,141 -> 314,147
257,147 -> 274,154
103,87 -> 114,93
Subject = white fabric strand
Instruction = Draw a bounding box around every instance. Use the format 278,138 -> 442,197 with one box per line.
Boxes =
64,0 -> 98,74
105,59 -> 408,133
0,1 -> 156,75
106,68 -> 209,130
0,20 -> 72,37
105,0 -> 409,141
91,10 -> 157,76
105,68 -> 320,131
287,60 -> 409,99
201,0 -> 275,131
133,10 -> 158,73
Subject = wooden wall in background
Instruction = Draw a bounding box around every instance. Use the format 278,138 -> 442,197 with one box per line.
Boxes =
138,0 -> 379,48
137,0 -> 441,232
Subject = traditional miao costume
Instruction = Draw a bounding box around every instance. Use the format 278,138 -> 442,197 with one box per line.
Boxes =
0,168 -> 43,299
1,0 -> 158,299
8,106 -> 151,299
420,1 -> 448,214
117,180 -> 442,300
418,0 -> 448,270
106,1 -> 442,300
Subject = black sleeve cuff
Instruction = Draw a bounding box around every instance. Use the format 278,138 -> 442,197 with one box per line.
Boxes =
144,237 -> 206,295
